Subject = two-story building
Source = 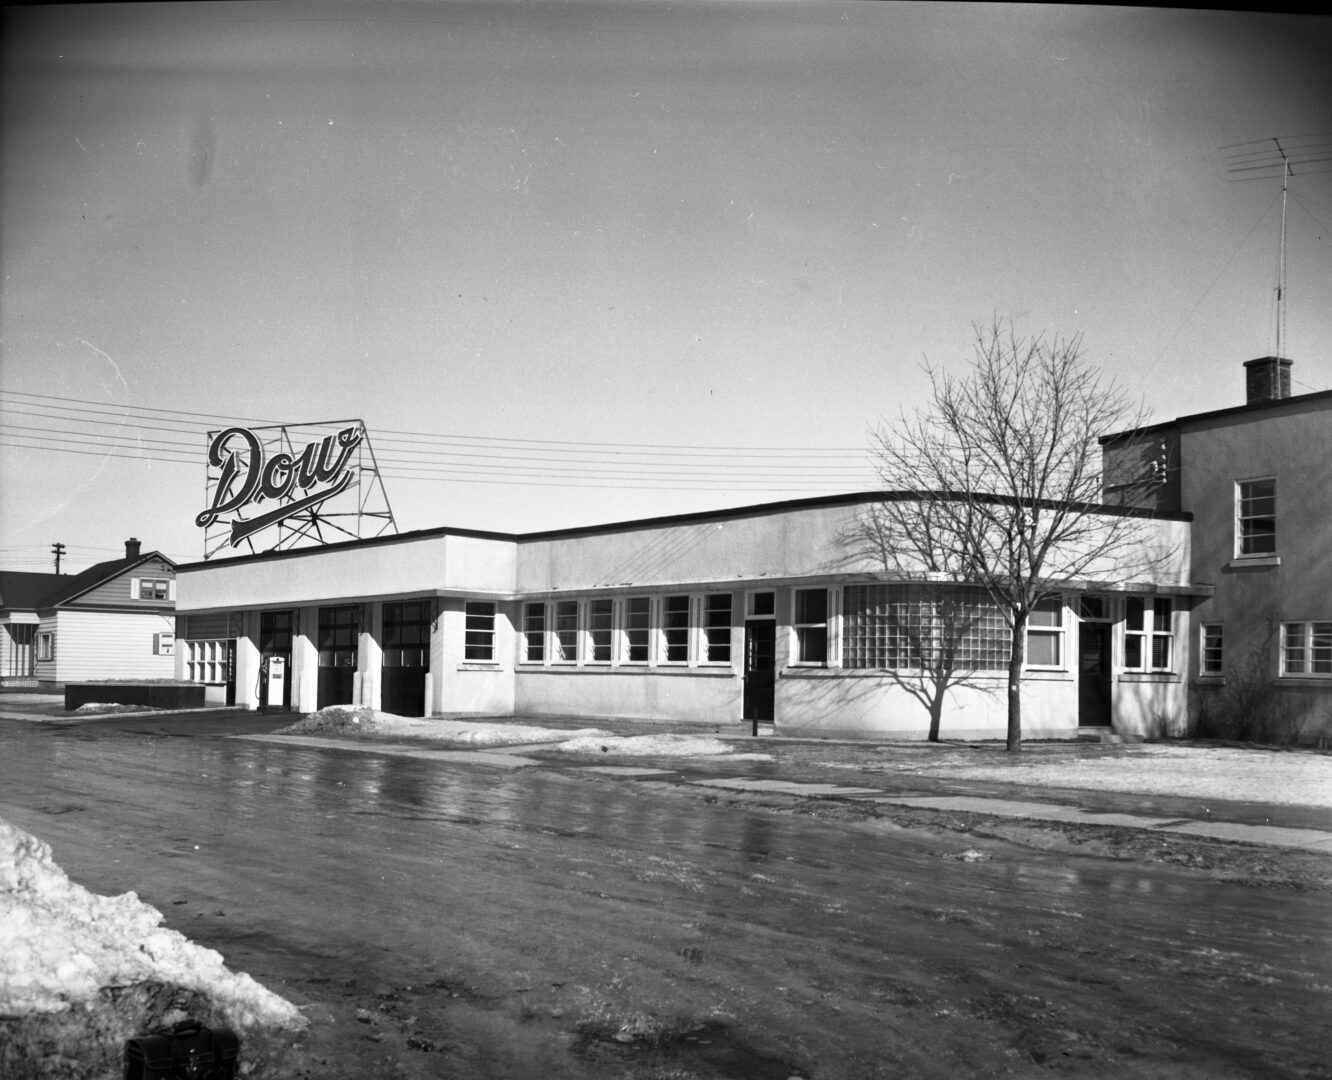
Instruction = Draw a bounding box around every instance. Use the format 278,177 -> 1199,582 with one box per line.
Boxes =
1101,356 -> 1332,742
0,539 -> 178,687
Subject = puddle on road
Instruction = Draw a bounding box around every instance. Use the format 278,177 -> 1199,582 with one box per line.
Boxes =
574,1020 -> 801,1079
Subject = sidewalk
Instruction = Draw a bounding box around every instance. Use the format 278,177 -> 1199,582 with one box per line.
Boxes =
7,692 -> 1332,854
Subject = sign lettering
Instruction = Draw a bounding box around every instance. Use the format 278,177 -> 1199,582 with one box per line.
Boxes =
196,424 -> 364,546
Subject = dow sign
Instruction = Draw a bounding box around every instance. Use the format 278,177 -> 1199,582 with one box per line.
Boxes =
196,420 -> 396,558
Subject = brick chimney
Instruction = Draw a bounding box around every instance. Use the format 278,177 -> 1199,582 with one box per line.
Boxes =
125,537 -> 142,559
1243,356 -> 1292,404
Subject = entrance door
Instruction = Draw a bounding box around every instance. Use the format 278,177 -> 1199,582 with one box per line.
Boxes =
743,620 -> 776,729
317,606 -> 359,709
1078,622 -> 1112,727
381,600 -> 431,717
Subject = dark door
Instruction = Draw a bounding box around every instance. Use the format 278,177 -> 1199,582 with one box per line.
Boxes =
743,620 -> 776,728
1078,622 -> 1112,727
225,640 -> 237,707
382,600 -> 431,717
317,606 -> 359,709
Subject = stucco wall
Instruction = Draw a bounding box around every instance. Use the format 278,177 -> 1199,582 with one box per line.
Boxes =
176,532 -> 517,612
514,668 -> 741,724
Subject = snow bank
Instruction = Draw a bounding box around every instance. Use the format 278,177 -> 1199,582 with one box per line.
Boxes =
554,733 -> 771,758
0,817 -> 305,1030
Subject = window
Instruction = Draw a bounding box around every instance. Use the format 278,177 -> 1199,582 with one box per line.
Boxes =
522,602 -> 545,663
624,597 -> 651,662
842,584 -> 1009,670
1281,621 -> 1332,677
185,639 -> 230,683
1026,597 -> 1064,668
1200,624 -> 1224,676
137,578 -> 170,600
552,601 -> 579,663
748,591 -> 775,618
794,588 -> 828,664
318,606 -> 359,669
703,594 -> 733,663
662,595 -> 690,663
37,632 -> 55,662
464,601 -> 496,661
382,601 -> 431,669
259,610 -> 295,654
1237,479 -> 1276,556
154,632 -> 175,656
1125,597 -> 1173,672
588,599 -> 613,662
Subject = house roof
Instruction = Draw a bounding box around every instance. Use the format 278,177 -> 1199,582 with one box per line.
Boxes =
0,551 -> 176,612
1099,386 -> 1332,444
0,571 -> 63,611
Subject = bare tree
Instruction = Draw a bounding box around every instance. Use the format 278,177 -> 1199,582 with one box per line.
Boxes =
867,319 -> 1166,751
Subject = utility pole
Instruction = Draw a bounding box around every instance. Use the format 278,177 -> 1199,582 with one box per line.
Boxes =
51,542 -> 67,574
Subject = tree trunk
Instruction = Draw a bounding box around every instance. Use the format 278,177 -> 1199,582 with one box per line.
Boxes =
1006,612 -> 1026,752
928,690 -> 943,742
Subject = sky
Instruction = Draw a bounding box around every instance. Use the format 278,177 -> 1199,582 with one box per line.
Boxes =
2,1 -> 1330,572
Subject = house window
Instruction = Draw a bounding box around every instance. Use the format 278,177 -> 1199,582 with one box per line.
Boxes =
1125,597 -> 1173,672
842,584 -> 1008,670
588,599 -> 613,663
1200,623 -> 1224,676
662,595 -> 690,663
522,602 -> 545,663
1026,597 -> 1064,668
552,601 -> 579,663
624,597 -> 651,662
37,632 -> 55,662
1281,621 -> 1332,677
794,588 -> 828,664
464,601 -> 496,661
1237,478 -> 1276,556
138,578 -> 170,600
703,593 -> 732,663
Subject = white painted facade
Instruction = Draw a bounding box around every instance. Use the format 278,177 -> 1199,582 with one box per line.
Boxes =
175,495 -> 1200,740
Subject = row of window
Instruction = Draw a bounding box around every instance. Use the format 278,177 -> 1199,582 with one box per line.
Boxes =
510,588 -> 1179,674
173,602 -> 1332,682
1200,621 -> 1332,678
518,594 -> 734,666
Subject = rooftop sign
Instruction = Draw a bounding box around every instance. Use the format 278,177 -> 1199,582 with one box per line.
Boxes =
197,420 -> 396,558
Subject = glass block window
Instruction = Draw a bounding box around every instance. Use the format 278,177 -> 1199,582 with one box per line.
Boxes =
842,584 -> 1008,671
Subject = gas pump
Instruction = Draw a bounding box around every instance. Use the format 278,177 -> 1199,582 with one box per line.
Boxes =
260,655 -> 287,711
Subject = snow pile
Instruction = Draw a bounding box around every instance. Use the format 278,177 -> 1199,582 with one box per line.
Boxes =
72,703 -> 158,715
553,733 -> 771,758
276,704 -> 379,734
0,817 -> 305,1030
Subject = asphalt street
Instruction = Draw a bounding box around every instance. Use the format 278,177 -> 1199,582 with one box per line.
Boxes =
3,698 -> 1330,1079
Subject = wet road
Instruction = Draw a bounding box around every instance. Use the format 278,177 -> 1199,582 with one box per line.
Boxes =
2,716 -> 1330,1079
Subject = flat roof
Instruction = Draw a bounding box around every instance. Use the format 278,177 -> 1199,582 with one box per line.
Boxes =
176,489 -> 1191,572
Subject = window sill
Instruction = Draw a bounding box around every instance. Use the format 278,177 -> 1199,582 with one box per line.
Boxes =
456,662 -> 501,671
1276,675 -> 1332,686
1227,555 -> 1281,569
1119,671 -> 1180,683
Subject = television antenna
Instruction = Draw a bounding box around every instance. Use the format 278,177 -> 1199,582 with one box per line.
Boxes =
1221,133 -> 1332,359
